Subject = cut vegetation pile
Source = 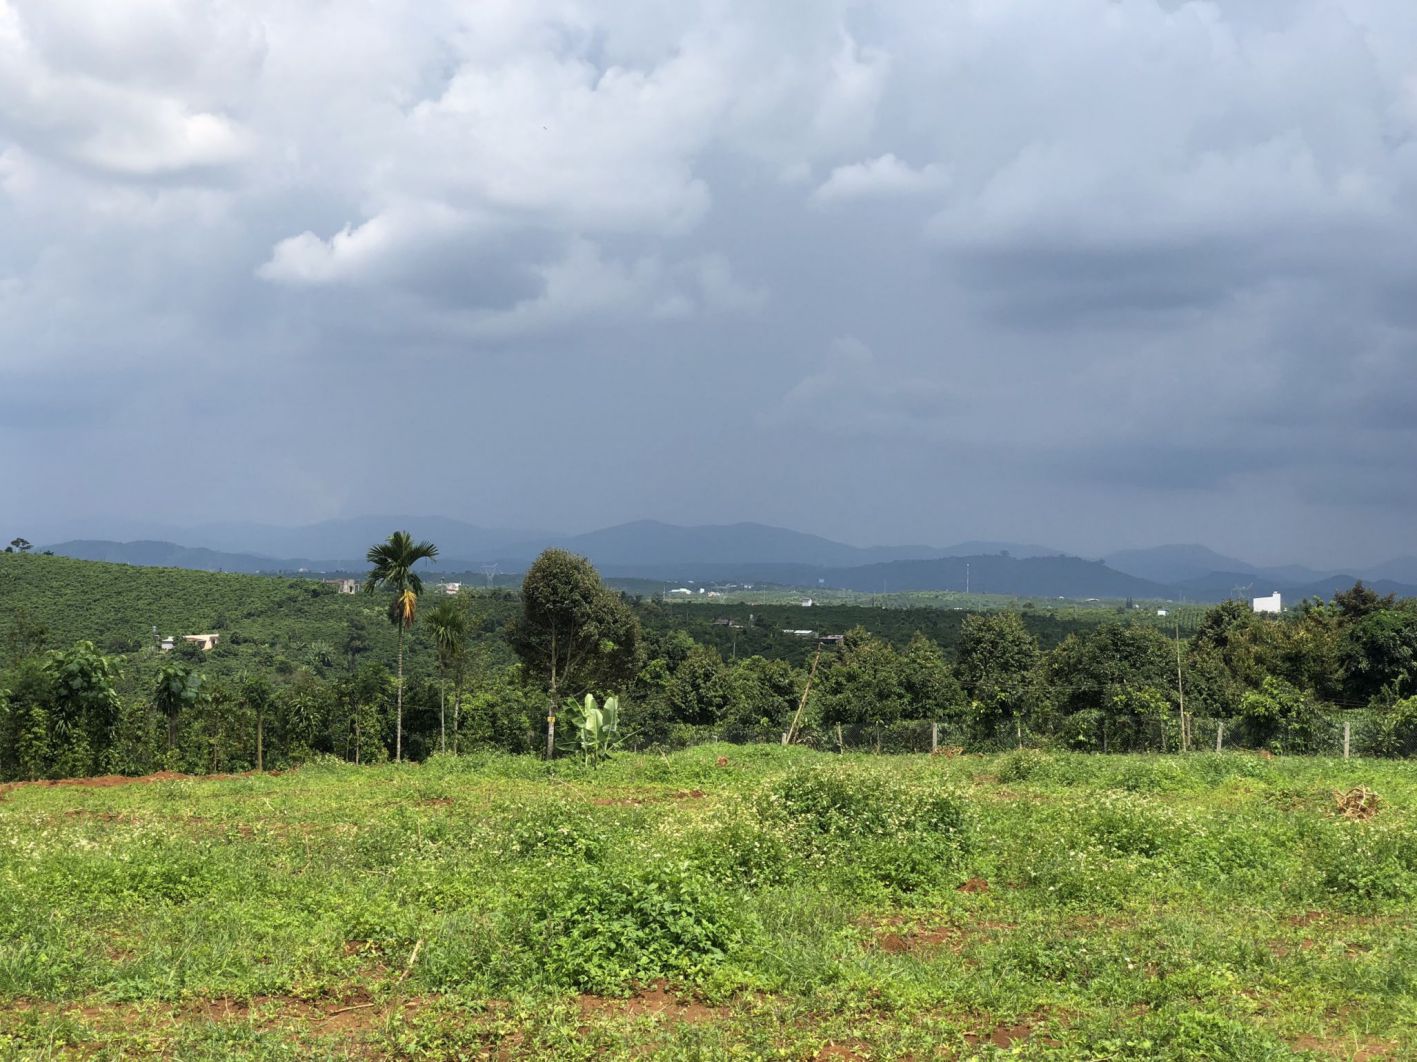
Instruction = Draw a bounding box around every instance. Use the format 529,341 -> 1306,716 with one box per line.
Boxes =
2,746 -> 1416,1059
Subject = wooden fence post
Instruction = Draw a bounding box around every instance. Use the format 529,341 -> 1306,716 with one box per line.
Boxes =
931,721 -> 938,754
1344,720 -> 1351,760
1216,721 -> 1223,753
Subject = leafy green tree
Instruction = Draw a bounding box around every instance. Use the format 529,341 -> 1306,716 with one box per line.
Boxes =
508,550 -> 640,758
334,662 -> 391,764
721,655 -> 801,735
425,598 -> 468,753
1237,675 -> 1326,753
240,675 -> 276,772
1334,580 -> 1395,621
153,660 -> 202,753
666,643 -> 730,725
955,612 -> 1042,739
1184,600 -> 1277,715
44,641 -> 122,777
277,671 -> 332,762
818,629 -> 909,731
364,530 -> 438,762
9,538 -> 31,553
1047,623 -> 1177,748
0,657 -> 53,779
1339,605 -> 1417,705
898,633 -> 964,720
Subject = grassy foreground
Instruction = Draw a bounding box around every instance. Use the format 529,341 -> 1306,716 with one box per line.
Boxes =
2,747 -> 1415,1060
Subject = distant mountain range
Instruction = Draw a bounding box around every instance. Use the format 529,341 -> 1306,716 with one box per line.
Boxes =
35,521 -> 1417,603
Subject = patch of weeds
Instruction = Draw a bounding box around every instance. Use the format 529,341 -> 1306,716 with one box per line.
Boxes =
503,802 -> 604,862
531,862 -> 750,994
995,748 -> 1054,784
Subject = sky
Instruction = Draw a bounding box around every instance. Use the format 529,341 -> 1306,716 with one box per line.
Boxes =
3,0 -> 1417,568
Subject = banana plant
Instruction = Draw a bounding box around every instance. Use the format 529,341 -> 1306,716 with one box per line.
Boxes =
575,693 -> 622,767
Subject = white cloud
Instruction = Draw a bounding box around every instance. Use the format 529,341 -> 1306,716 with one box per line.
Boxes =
811,153 -> 946,206
257,202 -> 479,286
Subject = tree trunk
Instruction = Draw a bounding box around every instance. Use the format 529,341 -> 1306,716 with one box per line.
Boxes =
256,710 -> 264,773
396,624 -> 404,763
439,675 -> 446,754
546,702 -> 556,760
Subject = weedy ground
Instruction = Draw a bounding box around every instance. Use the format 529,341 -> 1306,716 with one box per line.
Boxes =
2,746 -> 1416,1060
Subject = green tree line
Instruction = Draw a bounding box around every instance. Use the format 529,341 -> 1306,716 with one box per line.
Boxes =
4,545 -> 1417,780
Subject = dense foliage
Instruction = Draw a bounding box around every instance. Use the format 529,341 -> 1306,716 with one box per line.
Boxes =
4,550 -> 1417,780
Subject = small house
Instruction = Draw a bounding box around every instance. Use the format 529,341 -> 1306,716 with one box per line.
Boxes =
1252,592 -> 1282,615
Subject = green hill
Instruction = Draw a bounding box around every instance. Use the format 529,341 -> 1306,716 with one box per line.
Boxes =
0,553 -> 518,688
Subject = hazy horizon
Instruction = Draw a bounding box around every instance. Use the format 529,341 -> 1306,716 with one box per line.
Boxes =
6,2 -> 1417,571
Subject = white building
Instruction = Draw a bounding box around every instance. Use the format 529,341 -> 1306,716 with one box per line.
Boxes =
1252,591 -> 1282,614
442,582 -> 461,595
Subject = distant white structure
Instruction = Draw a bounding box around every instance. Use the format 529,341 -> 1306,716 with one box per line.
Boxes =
668,587 -> 692,596
782,629 -> 818,637
1252,591 -> 1282,614
324,578 -> 357,594
801,598 -> 814,607
442,582 -> 461,595
1156,609 -> 1168,617
161,633 -> 220,652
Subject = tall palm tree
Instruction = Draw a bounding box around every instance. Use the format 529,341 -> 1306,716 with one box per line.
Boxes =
365,531 -> 438,762
425,598 -> 467,754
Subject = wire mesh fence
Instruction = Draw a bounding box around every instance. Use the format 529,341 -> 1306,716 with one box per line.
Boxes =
630,711 -> 1393,758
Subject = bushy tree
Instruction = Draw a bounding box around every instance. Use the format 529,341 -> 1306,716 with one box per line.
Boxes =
508,550 -> 640,758
818,629 -> 909,730
153,660 -> 203,753
955,612 -> 1043,739
897,633 -> 964,720
1339,606 -> 1417,705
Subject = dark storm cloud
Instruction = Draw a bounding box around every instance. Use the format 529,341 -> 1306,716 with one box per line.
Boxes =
3,0 -> 1417,568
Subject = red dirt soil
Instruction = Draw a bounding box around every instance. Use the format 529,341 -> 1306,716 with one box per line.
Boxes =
577,983 -> 724,1024
0,769 -> 285,797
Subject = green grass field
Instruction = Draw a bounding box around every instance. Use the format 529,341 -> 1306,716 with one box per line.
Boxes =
3,747 -> 1415,1059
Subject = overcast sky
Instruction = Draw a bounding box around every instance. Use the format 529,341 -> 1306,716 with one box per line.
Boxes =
4,0 -> 1416,567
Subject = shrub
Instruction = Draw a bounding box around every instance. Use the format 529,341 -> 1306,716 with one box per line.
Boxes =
758,765 -> 971,892
996,748 -> 1053,784
504,802 -> 604,863
1374,696 -> 1417,758
534,862 -> 747,994
1317,822 -> 1417,907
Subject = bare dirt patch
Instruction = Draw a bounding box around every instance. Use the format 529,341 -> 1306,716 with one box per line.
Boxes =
957,877 -> 989,894
864,914 -> 1014,955
577,983 -> 724,1024
964,1013 -> 1062,1051
1291,1034 -> 1396,1059
0,768 -> 286,798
